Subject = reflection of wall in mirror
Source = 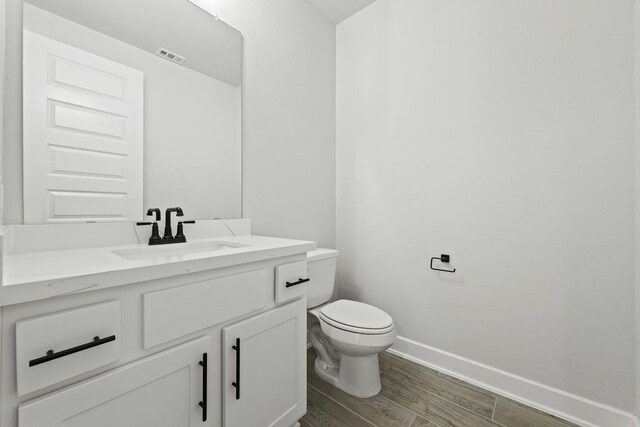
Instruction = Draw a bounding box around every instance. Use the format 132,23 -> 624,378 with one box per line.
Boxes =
21,3 -> 241,221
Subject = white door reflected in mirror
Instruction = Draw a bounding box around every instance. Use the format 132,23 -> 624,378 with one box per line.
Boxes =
23,30 -> 144,224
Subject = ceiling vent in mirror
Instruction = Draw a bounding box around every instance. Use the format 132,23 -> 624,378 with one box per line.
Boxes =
155,48 -> 186,65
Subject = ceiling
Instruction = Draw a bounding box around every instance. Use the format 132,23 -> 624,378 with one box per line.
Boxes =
306,0 -> 377,24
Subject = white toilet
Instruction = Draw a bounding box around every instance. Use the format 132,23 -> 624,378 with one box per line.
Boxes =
307,248 -> 396,398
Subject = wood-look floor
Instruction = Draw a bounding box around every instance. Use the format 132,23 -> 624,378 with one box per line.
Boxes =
301,348 -> 581,427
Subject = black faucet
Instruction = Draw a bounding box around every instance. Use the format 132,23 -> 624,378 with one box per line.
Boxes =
163,207 -> 184,240
138,207 -> 195,245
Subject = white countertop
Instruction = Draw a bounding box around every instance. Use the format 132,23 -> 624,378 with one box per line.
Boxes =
1,235 -> 316,307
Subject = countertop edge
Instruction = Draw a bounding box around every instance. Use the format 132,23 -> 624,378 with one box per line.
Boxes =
0,239 -> 316,307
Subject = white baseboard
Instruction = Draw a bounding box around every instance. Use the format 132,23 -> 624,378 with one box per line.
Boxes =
390,336 -> 637,427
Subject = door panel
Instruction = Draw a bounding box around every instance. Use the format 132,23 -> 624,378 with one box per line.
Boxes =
64,367 -> 190,427
23,30 -> 143,223
222,299 -> 306,427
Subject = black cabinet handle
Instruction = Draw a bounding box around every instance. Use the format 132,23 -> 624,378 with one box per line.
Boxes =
29,335 -> 116,367
285,278 -> 310,288
198,353 -> 208,422
231,338 -> 240,400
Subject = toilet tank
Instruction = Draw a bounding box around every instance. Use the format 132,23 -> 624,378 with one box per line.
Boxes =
306,248 -> 339,308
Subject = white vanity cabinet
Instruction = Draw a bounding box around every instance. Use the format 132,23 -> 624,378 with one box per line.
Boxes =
19,336 -> 210,427
222,299 -> 306,427
0,252 -> 310,427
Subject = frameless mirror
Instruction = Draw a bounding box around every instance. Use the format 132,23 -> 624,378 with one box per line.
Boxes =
17,0 -> 242,223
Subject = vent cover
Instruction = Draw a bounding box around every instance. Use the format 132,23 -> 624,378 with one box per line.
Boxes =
155,48 -> 186,65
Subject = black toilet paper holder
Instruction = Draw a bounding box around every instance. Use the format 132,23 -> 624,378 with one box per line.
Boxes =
430,254 -> 456,273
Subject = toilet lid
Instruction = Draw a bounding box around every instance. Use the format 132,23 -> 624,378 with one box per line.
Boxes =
319,300 -> 393,332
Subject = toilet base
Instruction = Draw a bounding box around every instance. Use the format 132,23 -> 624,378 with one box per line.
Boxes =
314,354 -> 382,398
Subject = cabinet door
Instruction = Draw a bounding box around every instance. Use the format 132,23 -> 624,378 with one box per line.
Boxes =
222,299 -> 306,427
19,337 -> 211,427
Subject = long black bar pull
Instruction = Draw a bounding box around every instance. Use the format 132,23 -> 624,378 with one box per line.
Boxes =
285,278 -> 310,288
29,335 -> 116,367
430,254 -> 456,273
231,338 -> 240,400
199,353 -> 208,422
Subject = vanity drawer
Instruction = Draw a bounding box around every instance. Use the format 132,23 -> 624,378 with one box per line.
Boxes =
275,260 -> 308,303
143,268 -> 269,348
16,300 -> 122,396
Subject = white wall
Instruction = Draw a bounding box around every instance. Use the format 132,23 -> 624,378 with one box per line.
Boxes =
337,0 -> 636,413
190,0 -> 336,247
635,0 -> 640,417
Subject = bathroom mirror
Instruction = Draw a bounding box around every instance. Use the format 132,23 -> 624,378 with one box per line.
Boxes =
8,0 -> 242,223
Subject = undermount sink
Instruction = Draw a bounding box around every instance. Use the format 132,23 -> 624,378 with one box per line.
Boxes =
112,240 -> 248,261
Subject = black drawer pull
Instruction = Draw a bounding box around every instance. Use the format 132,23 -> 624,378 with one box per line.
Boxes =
29,335 -> 116,367
231,338 -> 240,400
285,278 -> 310,288
198,353 -> 208,422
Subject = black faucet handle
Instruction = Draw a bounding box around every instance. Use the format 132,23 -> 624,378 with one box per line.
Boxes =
175,220 -> 195,240
137,221 -> 161,245
146,208 -> 161,221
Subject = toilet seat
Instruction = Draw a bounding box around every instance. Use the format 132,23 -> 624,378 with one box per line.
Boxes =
320,315 -> 396,351
319,300 -> 394,335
